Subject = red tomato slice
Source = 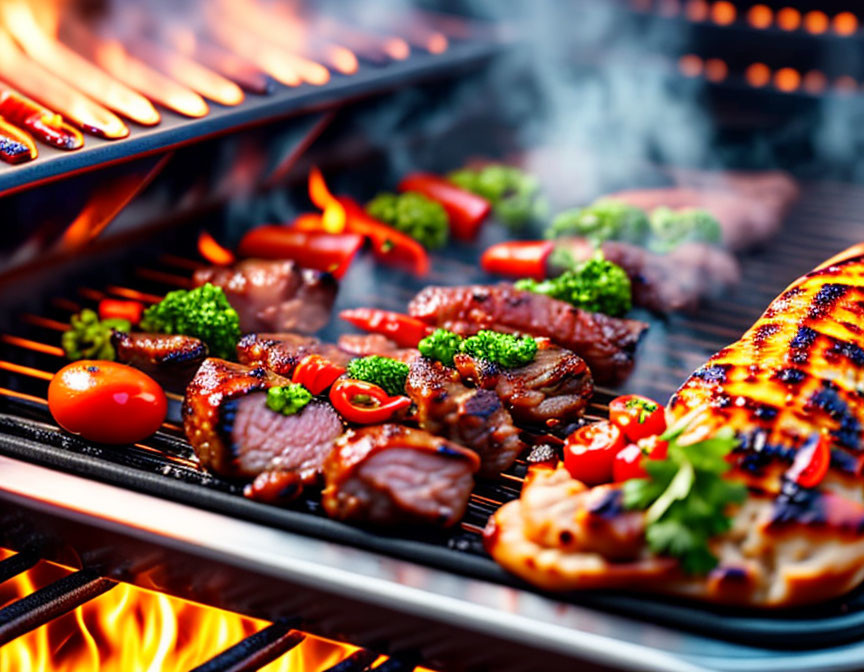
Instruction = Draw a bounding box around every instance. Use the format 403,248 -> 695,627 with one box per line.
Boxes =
787,432 -> 831,489
563,420 -> 625,485
613,435 -> 669,482
609,394 -> 666,442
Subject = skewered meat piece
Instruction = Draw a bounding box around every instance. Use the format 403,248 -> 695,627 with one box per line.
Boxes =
184,358 -> 343,480
237,332 -> 351,377
487,244 -> 864,606
322,424 -> 480,527
193,259 -> 337,334
111,331 -> 208,389
409,284 -> 647,385
554,238 -> 740,313
406,356 -> 523,476
453,339 -> 592,427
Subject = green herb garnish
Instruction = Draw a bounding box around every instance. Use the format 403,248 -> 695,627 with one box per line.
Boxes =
366,191 -> 449,250
266,384 -> 312,416
346,355 -> 409,396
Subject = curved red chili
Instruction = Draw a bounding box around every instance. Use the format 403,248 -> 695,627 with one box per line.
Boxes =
329,378 -> 412,424
292,355 -> 346,396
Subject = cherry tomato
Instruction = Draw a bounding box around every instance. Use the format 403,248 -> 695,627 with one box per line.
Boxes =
787,432 -> 831,489
48,361 -> 167,444
563,420 -> 625,485
480,240 -> 555,281
608,394 -> 666,442
613,435 -> 669,482
98,298 -> 144,325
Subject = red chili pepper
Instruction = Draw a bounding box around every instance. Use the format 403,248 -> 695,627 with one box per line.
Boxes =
237,227 -> 364,279
329,378 -> 412,424
481,240 -> 555,281
98,299 -> 144,325
398,173 -> 491,240
339,308 -> 431,348
291,355 -> 346,396
787,432 -> 831,489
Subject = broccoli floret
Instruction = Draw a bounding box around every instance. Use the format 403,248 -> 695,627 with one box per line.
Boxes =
418,328 -> 463,367
547,200 -> 649,245
266,384 -> 312,415
366,191 -> 449,249
648,207 -> 722,253
460,330 -> 538,368
515,254 -> 632,317
346,355 -> 410,396
139,283 -> 240,359
61,309 -> 131,361
448,164 -> 546,230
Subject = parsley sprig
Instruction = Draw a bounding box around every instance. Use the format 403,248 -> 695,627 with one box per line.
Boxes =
622,414 -> 747,574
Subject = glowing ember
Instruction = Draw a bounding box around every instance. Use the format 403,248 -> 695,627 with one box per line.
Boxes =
308,167 -> 347,233
0,89 -> 83,151
198,231 -> 236,266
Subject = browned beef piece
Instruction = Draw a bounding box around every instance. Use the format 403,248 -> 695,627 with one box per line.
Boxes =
183,358 -> 343,480
405,356 -> 523,476
236,332 -> 351,377
322,424 -> 479,527
111,331 -> 208,389
453,339 -> 592,427
193,259 -> 337,334
553,238 -> 740,314
408,284 -> 647,385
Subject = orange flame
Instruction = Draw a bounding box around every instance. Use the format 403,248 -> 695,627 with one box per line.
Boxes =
308,167 -> 347,233
834,12 -> 859,36
198,231 -> 236,266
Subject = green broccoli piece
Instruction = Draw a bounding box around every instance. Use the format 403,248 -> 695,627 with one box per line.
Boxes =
418,328 -> 463,367
547,200 -> 649,245
61,309 -> 131,361
139,283 -> 240,359
266,384 -> 312,416
366,191 -> 449,250
515,254 -> 632,317
448,164 -> 546,230
346,355 -> 410,396
648,207 -> 722,253
459,330 -> 538,368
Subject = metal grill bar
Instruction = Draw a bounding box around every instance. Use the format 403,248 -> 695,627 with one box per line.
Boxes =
190,620 -> 306,672
0,551 -> 37,584
323,649 -> 379,672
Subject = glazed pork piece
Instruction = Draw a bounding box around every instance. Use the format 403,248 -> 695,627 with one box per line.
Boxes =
409,284 -> 647,385
183,358 -> 343,481
406,356 -> 524,476
111,331 -> 207,389
193,259 -> 337,334
487,244 -> 864,607
322,424 -> 480,526
237,332 -> 351,377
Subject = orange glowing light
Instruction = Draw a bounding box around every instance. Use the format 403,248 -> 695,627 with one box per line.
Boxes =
678,54 -> 703,77
704,58 -> 728,82
774,67 -> 801,92
747,5 -> 773,29
803,70 -> 828,94
198,231 -> 236,266
803,11 -> 829,34
833,12 -> 859,36
308,167 -> 347,233
711,1 -> 736,25
745,62 -> 771,87
776,7 -> 801,31
685,0 -> 709,21
326,45 -> 359,74
383,37 -> 411,60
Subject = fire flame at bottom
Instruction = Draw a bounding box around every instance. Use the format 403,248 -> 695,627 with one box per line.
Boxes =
0,549 -> 374,672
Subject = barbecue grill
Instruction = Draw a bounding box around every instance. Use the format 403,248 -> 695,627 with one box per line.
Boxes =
2,1 -> 864,671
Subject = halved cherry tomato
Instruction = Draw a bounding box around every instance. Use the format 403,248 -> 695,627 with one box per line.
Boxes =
563,420 -> 625,485
237,227 -> 364,279
98,299 -> 144,326
339,308 -> 431,348
787,432 -> 831,489
609,394 -> 666,442
398,173 -> 491,240
48,361 -> 166,444
480,240 -> 555,282
613,435 -> 669,482
291,355 -> 346,396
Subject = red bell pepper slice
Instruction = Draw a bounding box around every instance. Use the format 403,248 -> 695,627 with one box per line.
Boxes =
291,355 -> 346,396
339,308 -> 431,348
787,432 -> 831,489
98,299 -> 144,326
480,240 -> 555,281
398,173 -> 491,241
329,378 -> 412,424
237,227 -> 363,279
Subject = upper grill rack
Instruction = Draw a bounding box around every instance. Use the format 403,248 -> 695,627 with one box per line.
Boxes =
4,181 -> 864,649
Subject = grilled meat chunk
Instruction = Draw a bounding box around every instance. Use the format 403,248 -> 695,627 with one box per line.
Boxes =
337,334 -> 419,364
453,339 -> 592,426
406,356 -> 523,476
322,424 -> 479,527
237,332 -> 351,377
111,331 -> 207,389
408,284 -> 647,385
193,259 -> 337,334
487,244 -> 864,606
183,358 -> 343,480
